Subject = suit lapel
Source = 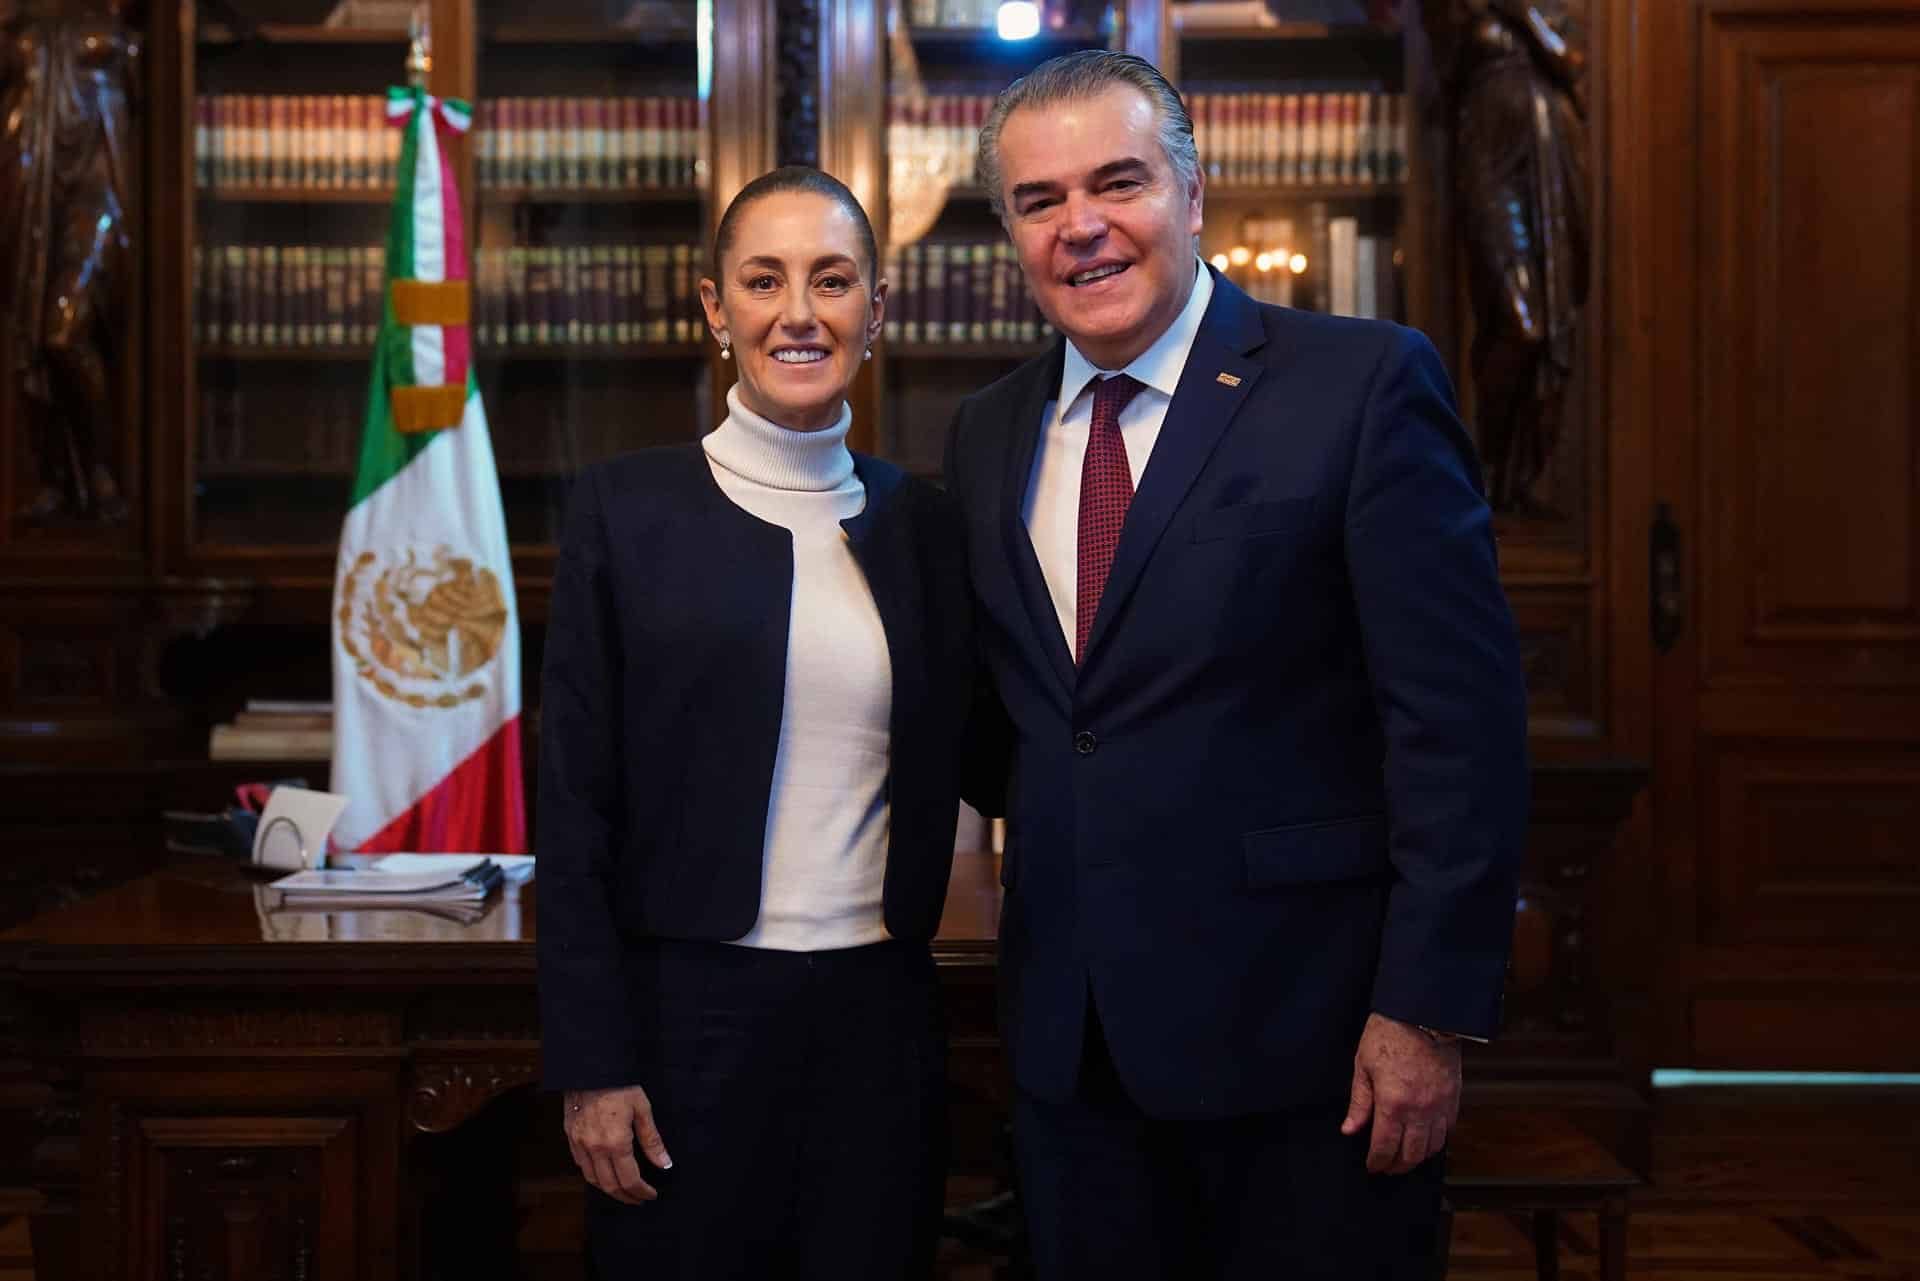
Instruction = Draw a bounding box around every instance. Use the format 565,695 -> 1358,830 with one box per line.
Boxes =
1080,272 -> 1267,668
996,343 -> 1077,697
842,459 -> 928,755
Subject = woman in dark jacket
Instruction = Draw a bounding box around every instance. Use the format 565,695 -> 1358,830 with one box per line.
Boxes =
536,166 -> 999,1280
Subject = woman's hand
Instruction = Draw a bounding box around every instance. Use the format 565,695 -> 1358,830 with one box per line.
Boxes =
564,1084 -> 674,1205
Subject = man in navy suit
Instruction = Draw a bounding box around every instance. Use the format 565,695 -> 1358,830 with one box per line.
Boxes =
943,51 -> 1530,1279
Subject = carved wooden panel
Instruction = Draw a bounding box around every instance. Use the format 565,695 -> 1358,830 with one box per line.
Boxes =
10,628 -> 115,706
87,1067 -> 402,1281
1700,8 -> 1920,689
1691,995 -> 1920,1070
80,1004 -> 403,1054
1704,741 -> 1920,946
1510,588 -> 1601,739
130,1115 -> 356,1281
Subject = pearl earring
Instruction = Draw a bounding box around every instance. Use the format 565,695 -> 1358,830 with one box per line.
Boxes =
864,347 -> 872,361
719,338 -> 731,360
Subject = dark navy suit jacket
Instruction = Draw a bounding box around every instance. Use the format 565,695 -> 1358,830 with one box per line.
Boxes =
942,270 -> 1529,1120
536,444 -> 988,1092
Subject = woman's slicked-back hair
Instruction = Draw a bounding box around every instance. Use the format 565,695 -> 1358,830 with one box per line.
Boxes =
975,50 -> 1199,223
710,165 -> 880,282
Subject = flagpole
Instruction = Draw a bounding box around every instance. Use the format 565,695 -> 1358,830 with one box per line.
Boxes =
407,4 -> 431,88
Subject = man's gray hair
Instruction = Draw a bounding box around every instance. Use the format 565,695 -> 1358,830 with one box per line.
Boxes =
975,50 -> 1201,223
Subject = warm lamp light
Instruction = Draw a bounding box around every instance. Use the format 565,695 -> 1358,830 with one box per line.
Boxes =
996,1 -> 1040,39
1288,253 -> 1308,275
1228,245 -> 1251,266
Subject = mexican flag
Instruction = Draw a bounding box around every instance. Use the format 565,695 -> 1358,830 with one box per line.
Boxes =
329,85 -> 526,854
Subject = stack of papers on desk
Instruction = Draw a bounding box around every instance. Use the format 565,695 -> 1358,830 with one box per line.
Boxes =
270,854 -> 534,913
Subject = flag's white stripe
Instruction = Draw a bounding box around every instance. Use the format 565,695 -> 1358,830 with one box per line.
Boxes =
410,108 -> 446,285
331,389 -> 519,849
407,105 -> 448,387
412,323 -> 447,387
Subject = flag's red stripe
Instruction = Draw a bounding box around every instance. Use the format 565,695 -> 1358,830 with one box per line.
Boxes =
356,717 -> 528,854
433,109 -> 472,386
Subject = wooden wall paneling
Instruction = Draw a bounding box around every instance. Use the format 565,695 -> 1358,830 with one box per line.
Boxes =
1639,0 -> 1920,1068
707,0 -> 781,425
818,0 -> 885,454
149,0 -> 195,587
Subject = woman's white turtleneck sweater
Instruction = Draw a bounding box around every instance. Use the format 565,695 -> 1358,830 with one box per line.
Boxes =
701,385 -> 892,951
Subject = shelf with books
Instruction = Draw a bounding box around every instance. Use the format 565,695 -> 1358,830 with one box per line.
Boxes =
477,185 -> 702,203
471,94 -> 703,191
196,23 -> 412,45
466,0 -> 715,545
197,345 -> 377,361
197,187 -> 399,203
888,341 -> 1051,360
143,0 -> 766,580
484,342 -> 705,360
482,22 -> 697,45
193,93 -> 405,191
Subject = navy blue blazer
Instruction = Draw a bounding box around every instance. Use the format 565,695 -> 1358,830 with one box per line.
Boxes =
942,270 -> 1529,1120
536,444 -> 985,1092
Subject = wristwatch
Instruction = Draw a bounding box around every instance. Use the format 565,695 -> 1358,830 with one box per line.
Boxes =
1415,1024 -> 1464,1045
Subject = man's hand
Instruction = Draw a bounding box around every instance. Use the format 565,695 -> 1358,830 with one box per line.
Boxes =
1340,1012 -> 1463,1175
564,1084 -> 673,1205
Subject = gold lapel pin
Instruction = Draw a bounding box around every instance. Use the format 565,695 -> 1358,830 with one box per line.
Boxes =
1216,372 -> 1242,387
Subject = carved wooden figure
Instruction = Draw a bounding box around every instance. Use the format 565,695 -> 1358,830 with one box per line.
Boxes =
1442,0 -> 1589,515
0,0 -> 138,524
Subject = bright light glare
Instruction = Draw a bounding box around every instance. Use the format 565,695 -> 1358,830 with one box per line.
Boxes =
997,1 -> 1040,39
1288,253 -> 1308,275
1208,253 -> 1230,271
1254,253 -> 1272,272
1228,245 -> 1251,266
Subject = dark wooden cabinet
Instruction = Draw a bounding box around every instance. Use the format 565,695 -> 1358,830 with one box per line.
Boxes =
114,1088 -> 393,1281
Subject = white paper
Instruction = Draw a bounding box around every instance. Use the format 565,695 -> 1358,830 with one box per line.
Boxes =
251,786 -> 351,872
376,852 -> 536,883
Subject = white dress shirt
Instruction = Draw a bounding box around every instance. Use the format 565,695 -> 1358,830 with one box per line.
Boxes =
1021,260 -> 1214,651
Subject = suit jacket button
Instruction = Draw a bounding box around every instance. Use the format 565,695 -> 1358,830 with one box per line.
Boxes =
1074,731 -> 1097,755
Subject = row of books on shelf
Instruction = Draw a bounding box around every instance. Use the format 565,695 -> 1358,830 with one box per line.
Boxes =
471,244 -> 704,347
192,243 -> 707,351
1191,92 -> 1407,188
194,244 -> 385,348
887,90 -> 1408,195
472,98 -> 702,191
193,94 -> 702,193
199,380 -> 662,474
882,241 -> 1057,346
196,96 -> 399,192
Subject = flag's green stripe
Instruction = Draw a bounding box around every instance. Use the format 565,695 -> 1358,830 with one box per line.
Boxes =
349,93 -> 434,506
349,332 -> 434,506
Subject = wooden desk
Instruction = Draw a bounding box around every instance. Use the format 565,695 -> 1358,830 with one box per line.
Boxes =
6,827 -> 1645,1281
3,854 -> 1003,1280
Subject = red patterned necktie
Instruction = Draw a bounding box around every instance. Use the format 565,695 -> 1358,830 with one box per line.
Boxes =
1076,373 -> 1146,664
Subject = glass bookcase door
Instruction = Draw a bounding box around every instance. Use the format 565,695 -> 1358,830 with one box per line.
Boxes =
471,0 -> 711,546
873,0 -> 1117,476
190,17 -> 417,548
1171,0 -> 1409,326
